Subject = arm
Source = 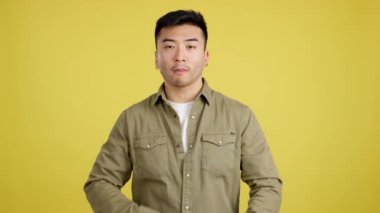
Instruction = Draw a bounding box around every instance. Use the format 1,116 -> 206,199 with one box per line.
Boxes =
240,108 -> 282,213
84,111 -> 159,213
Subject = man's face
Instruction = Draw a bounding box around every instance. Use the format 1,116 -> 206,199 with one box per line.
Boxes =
155,24 -> 209,89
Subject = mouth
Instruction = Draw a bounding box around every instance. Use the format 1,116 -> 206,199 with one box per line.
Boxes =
172,66 -> 189,73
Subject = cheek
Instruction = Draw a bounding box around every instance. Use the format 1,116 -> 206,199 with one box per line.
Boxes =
157,57 -> 173,71
158,54 -> 172,64
195,55 -> 207,66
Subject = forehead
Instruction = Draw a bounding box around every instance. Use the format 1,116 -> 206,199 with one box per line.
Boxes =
157,24 -> 204,41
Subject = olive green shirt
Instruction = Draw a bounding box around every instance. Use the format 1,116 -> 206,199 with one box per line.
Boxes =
84,80 -> 282,213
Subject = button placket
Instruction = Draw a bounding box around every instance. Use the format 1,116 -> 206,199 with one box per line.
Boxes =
182,155 -> 192,213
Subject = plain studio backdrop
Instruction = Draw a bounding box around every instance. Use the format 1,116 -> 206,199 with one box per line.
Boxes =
1,0 -> 379,212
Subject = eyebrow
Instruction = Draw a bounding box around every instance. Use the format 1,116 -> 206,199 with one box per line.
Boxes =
185,38 -> 199,42
162,38 -> 175,43
161,38 -> 199,43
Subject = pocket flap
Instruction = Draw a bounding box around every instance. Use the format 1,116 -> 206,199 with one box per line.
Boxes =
201,132 -> 235,146
134,135 -> 167,150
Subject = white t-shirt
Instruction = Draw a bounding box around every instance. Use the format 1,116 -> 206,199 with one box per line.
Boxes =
167,100 -> 194,153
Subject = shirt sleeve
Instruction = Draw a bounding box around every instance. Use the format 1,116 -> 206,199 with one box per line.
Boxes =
240,108 -> 282,213
83,111 -> 159,213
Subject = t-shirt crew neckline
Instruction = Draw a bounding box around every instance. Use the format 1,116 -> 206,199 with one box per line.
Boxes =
166,100 -> 194,153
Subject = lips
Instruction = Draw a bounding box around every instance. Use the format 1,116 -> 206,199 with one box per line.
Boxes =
172,66 -> 189,72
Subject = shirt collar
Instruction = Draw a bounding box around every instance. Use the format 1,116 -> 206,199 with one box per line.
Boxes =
152,78 -> 212,106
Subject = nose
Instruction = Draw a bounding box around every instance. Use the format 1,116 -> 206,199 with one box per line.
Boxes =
174,46 -> 186,62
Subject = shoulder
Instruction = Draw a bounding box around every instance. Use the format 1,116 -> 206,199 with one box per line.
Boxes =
121,93 -> 158,117
211,89 -> 251,115
207,88 -> 256,133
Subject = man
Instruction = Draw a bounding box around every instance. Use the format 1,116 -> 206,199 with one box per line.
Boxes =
84,10 -> 282,213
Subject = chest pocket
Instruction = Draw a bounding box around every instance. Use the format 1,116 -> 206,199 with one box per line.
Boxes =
134,135 -> 168,179
201,132 -> 236,176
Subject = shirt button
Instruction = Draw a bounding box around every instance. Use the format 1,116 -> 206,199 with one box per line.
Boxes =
191,115 -> 195,119
146,144 -> 151,149
218,140 -> 223,145
185,206 -> 189,210
186,173 -> 190,177
189,144 -> 193,149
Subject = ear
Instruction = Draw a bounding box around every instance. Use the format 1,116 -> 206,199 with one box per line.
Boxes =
154,51 -> 159,69
204,50 -> 209,66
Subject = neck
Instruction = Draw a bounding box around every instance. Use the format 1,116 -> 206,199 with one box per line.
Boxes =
164,79 -> 203,103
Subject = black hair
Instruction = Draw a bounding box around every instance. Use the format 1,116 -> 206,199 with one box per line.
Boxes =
155,10 -> 208,49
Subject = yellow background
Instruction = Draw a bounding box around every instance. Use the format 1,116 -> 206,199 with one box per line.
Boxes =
1,0 -> 379,212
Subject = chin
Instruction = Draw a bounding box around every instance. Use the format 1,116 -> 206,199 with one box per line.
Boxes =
173,81 -> 189,87
168,78 -> 190,87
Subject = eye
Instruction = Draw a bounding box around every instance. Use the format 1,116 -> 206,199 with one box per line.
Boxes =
187,45 -> 196,49
164,45 -> 175,49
